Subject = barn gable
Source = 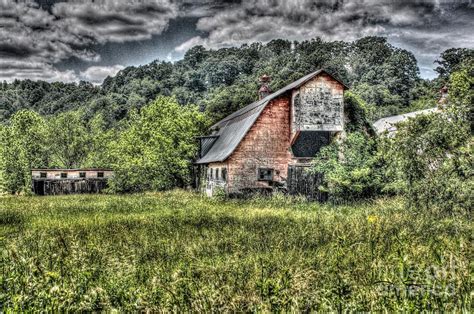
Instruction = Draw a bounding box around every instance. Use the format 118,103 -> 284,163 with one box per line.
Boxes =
195,69 -> 347,164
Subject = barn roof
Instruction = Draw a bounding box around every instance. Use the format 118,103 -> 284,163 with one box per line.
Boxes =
373,108 -> 437,134
195,69 -> 347,164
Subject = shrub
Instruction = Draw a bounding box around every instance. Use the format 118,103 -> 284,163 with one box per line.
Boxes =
311,132 -> 384,202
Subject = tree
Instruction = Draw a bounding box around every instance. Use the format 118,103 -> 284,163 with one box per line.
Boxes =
109,96 -> 207,192
48,111 -> 90,168
82,114 -> 116,168
383,64 -> 473,213
311,93 -> 381,202
0,110 -> 49,194
435,48 -> 474,79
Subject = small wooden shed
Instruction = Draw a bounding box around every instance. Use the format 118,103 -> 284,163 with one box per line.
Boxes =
31,168 -> 113,195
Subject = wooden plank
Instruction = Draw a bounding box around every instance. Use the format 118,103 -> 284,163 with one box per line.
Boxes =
287,165 -> 327,202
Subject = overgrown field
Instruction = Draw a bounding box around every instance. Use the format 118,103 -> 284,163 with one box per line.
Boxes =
0,191 -> 472,311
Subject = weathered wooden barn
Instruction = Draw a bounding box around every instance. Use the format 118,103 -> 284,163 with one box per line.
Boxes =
31,169 -> 113,195
195,69 -> 348,200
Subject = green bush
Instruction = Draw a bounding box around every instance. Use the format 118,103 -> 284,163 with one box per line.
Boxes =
382,66 -> 473,214
311,132 -> 384,202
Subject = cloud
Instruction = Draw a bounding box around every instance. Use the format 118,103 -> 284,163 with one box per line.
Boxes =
175,0 -> 474,77
52,0 -> 178,43
1,0 -> 472,81
79,65 -> 125,84
0,60 -> 77,82
0,0 -> 178,82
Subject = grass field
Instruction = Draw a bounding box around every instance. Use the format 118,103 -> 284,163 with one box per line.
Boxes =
0,191 -> 472,311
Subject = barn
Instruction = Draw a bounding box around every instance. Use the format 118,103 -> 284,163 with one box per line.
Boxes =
31,168 -> 113,195
195,69 -> 348,199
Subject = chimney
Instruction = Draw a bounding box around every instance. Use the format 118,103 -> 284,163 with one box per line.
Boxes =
258,74 -> 271,100
438,86 -> 448,108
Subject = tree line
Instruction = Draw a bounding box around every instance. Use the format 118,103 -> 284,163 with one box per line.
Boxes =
4,37 -> 470,126
0,37 -> 472,213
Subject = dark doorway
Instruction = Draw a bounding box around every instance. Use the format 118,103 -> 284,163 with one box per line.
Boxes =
33,180 -> 45,195
292,131 -> 331,158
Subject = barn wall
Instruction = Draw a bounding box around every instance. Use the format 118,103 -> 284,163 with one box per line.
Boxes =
292,73 -> 344,132
227,96 -> 292,193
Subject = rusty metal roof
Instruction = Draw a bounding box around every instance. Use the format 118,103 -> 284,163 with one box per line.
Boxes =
196,69 -> 347,164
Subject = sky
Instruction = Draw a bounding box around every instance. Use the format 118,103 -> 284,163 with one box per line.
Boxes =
0,0 -> 472,84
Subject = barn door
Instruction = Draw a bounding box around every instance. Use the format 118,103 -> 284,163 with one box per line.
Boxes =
287,165 -> 327,202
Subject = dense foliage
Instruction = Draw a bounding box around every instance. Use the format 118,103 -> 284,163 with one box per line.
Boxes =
1,37 -> 428,125
1,191 -> 471,311
383,64 -> 473,214
311,132 -> 384,202
311,56 -> 472,210
108,97 -> 206,192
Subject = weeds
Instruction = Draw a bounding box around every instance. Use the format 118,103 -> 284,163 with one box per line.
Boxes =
0,190 -> 471,311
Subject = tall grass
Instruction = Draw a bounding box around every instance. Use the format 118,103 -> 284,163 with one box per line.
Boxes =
0,190 -> 471,311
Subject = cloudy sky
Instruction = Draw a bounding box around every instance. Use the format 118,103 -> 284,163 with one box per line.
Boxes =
1,0 -> 472,84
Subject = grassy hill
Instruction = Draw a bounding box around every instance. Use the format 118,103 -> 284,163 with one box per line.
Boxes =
0,191 -> 471,311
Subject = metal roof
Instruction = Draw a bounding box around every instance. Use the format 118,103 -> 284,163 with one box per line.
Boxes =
373,108 -> 437,134
31,168 -> 113,171
196,69 -> 347,164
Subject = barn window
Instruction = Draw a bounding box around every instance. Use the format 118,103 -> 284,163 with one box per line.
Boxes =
258,168 -> 274,181
40,172 -> 47,178
215,168 -> 219,180
79,172 -> 86,178
60,173 -> 68,178
97,172 -> 104,178
221,168 -> 227,182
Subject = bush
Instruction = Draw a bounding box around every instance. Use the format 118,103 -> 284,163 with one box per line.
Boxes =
311,132 -> 384,202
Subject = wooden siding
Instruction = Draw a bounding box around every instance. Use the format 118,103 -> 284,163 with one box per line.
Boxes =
32,179 -> 108,195
32,170 -> 113,180
226,95 -> 292,193
292,73 -> 345,132
287,165 -> 327,201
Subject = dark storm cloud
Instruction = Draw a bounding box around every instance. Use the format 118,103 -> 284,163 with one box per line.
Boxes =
0,0 -> 472,82
0,0 -> 178,82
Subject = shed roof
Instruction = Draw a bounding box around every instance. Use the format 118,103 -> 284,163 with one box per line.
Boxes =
195,69 -> 347,164
31,168 -> 113,172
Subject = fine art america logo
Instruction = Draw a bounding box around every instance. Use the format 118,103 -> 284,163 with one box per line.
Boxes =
374,258 -> 462,298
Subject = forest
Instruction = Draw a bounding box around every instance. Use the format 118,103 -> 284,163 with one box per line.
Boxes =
0,37 -> 472,212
